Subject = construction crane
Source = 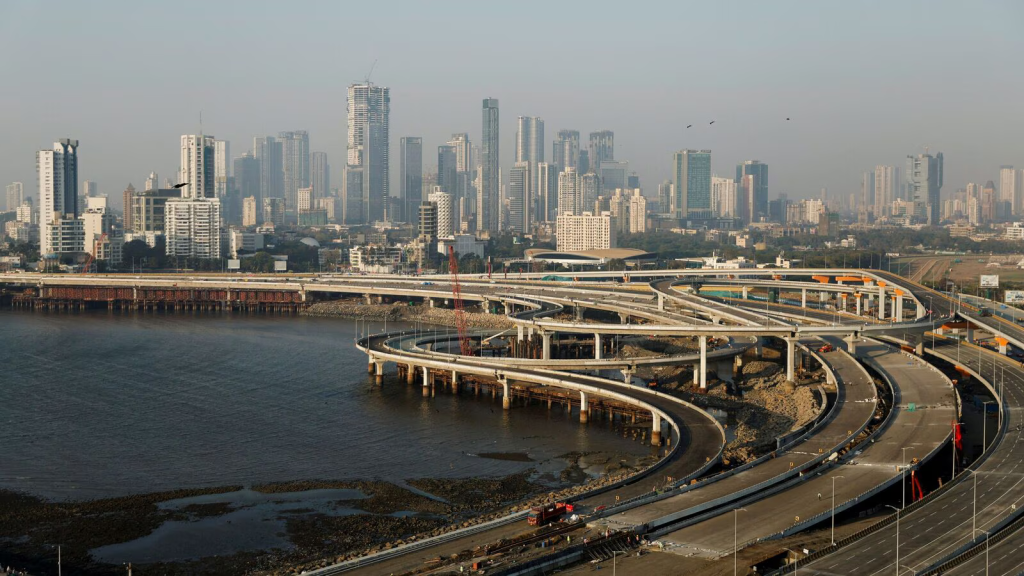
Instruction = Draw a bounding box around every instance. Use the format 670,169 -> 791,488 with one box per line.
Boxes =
448,245 -> 473,356
80,233 -> 108,274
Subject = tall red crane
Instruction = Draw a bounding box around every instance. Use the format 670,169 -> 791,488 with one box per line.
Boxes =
80,233 -> 108,274
448,245 -> 473,356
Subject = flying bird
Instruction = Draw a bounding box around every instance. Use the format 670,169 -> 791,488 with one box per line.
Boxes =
709,121 -> 715,125
686,124 -> 692,128
786,117 -> 791,121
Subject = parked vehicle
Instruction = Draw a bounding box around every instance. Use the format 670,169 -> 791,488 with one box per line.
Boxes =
528,502 -> 568,526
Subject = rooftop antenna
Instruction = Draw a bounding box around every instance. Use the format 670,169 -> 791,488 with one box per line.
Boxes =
365,59 -> 377,85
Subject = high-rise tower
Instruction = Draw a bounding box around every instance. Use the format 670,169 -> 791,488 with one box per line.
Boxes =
906,153 -> 943,225
280,131 -> 310,212
479,98 -> 500,232
400,137 -> 423,223
735,160 -> 768,223
588,130 -> 614,168
672,150 -> 712,219
179,135 -> 216,200
347,83 -> 390,223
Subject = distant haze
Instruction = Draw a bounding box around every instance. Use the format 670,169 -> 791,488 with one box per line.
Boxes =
2,0 -> 1022,208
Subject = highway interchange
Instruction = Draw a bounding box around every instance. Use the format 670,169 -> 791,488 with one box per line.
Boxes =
4,269 -> 1024,575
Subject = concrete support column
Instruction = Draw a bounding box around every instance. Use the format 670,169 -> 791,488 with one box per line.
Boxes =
368,357 -> 375,374
579,391 -> 589,423
845,334 -> 858,355
917,301 -> 927,320
895,296 -> 904,321
658,293 -> 665,311
967,325 -> 975,343
422,366 -> 430,397
527,326 -> 534,339
651,412 -> 663,446
595,333 -> 603,360
619,312 -> 628,324
451,370 -> 459,393
878,286 -> 886,320
915,342 -> 925,356
374,362 -> 383,384
801,288 -> 807,308
699,336 -> 708,390
364,294 -> 372,305
501,379 -> 511,410
541,331 -> 551,360
504,302 -> 511,315
621,368 -> 633,383
856,294 -> 862,316
785,337 -> 797,383
998,339 -> 1008,355
755,337 -> 764,358
742,286 -> 750,300
406,363 -> 416,384
517,324 -> 524,342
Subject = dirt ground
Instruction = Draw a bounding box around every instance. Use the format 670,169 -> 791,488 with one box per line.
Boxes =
898,255 -> 1024,287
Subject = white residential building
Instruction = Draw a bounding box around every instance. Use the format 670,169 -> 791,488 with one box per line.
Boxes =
16,200 -> 35,225
44,217 -> 85,255
1000,166 -> 1022,215
428,188 -> 453,238
214,140 -> 230,198
556,211 -> 616,252
165,198 -> 221,258
712,176 -> 738,218
38,139 -> 81,255
179,134 -> 216,200
557,168 -> 580,216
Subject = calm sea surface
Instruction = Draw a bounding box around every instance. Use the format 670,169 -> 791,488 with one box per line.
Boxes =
0,310 -> 644,501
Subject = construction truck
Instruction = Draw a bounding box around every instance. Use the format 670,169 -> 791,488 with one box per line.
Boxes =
528,502 -> 568,526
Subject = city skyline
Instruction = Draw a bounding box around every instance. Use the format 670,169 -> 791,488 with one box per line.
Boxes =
2,2 -> 1022,209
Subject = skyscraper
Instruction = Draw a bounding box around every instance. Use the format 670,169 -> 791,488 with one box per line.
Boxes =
214,140 -> 230,198
234,153 -> 261,216
861,171 -> 875,218
400,137 -> 423,223
873,165 -> 899,218
310,151 -> 330,199
347,83 -> 390,223
437,145 -> 457,195
735,160 -> 768,222
712,176 -> 738,219
479,98 -> 500,232
507,162 -> 529,233
580,173 -> 600,214
6,181 -> 24,211
553,130 -> 580,170
254,136 -> 284,202
536,162 -> 557,222
38,139 -> 81,255
672,150 -> 712,219
558,168 -> 580,216
905,153 -> 943,225
179,135 -> 216,200
999,166 -> 1021,215
657,181 -> 673,214
515,117 -> 544,164
280,131 -> 310,212
428,188 -> 454,238
145,172 -> 159,191
588,130 -> 614,168
122,183 -> 136,231
449,133 -> 471,172
599,160 -> 629,192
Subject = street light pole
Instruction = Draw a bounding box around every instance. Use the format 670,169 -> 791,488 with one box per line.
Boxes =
982,401 -> 993,454
901,448 -> 912,509
832,475 -> 844,545
734,508 -> 747,576
885,505 -> 900,576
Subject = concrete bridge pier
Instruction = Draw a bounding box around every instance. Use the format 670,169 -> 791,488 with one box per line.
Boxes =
451,370 -> 459,393
579,391 -> 589,423
621,367 -> 634,383
997,338 -> 1009,355
785,336 -> 797,383
967,325 -> 975,343
422,366 -> 430,397
618,312 -> 629,324
541,331 -> 551,360
594,333 -> 603,360
367,356 -> 376,374
801,288 -> 808,308
374,361 -> 384,384
651,412 -> 662,446
406,363 -> 416,384
658,292 -> 665,311
501,378 -> 511,410
917,301 -> 927,319
855,294 -> 862,316
699,336 -> 708,389
845,334 -> 858,355
364,294 -> 372,305
517,324 -> 524,342
755,337 -> 764,358
895,295 -> 904,321
916,342 -> 925,356
742,286 -> 750,300
716,360 -> 734,384
878,286 -> 887,320
504,302 -> 512,315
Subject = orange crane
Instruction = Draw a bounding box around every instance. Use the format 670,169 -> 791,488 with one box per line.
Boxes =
80,233 -> 108,274
448,245 -> 473,356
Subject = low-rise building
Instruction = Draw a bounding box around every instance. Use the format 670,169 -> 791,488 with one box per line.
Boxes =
437,234 -> 485,259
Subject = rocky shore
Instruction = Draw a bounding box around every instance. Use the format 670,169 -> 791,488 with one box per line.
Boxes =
302,300 -> 514,330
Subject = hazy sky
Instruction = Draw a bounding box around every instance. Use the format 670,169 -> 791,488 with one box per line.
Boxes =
2,0 -> 1023,208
